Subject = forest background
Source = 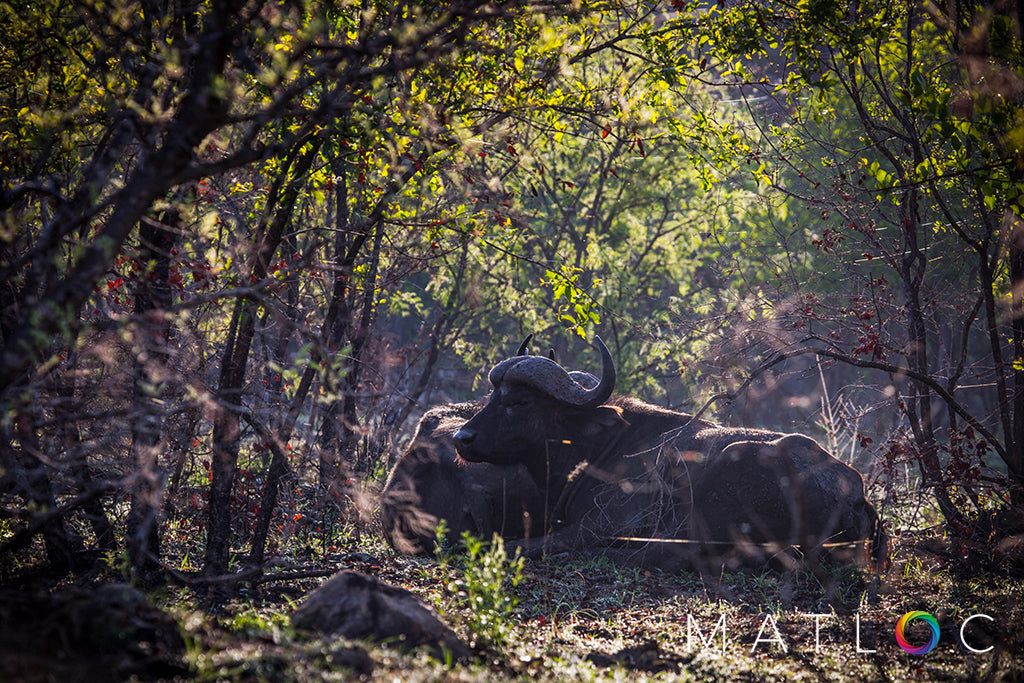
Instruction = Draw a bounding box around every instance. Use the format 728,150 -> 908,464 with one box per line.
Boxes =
2,0 -> 1024,678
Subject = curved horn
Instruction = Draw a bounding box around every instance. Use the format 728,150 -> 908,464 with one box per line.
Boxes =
498,335 -> 616,408
516,334 -> 534,356
581,335 -> 615,408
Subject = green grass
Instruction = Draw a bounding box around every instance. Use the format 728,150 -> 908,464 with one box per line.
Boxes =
5,516 -> 1017,682
146,529 -> 1024,683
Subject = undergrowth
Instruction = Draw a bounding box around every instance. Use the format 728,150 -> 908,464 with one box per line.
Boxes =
4,520 -> 1023,682
138,528 -> 1023,683
434,528 -> 525,651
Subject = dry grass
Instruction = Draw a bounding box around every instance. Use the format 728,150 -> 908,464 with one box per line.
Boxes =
156,529 -> 1024,683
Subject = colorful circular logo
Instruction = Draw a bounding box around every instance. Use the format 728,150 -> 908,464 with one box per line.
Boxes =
895,611 -> 940,655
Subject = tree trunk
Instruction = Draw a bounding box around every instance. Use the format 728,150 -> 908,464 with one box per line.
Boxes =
2,408 -> 82,576
126,210 -> 178,585
1006,211 -> 1024,505
54,367 -> 116,553
317,151 -> 353,502
340,218 -> 386,475
206,298 -> 250,580
899,189 -> 963,524
204,136 -> 323,583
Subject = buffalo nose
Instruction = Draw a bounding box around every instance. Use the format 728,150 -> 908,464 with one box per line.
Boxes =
453,428 -> 475,446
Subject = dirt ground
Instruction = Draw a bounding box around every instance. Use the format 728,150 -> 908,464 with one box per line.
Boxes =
1,529 -> 1022,683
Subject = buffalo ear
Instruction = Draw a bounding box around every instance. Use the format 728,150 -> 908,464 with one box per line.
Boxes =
575,405 -> 628,437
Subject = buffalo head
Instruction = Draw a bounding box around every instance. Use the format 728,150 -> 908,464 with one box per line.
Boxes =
453,336 -> 622,471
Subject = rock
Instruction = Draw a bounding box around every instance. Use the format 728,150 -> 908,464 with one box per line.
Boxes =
328,645 -> 375,675
0,583 -> 186,683
341,551 -> 380,564
292,571 -> 470,661
586,639 -> 691,673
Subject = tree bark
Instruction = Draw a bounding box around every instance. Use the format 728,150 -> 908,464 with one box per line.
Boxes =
899,189 -> 963,524
1007,211 -> 1024,505
54,366 -> 116,553
2,408 -> 82,576
204,137 -> 323,582
126,210 -> 178,585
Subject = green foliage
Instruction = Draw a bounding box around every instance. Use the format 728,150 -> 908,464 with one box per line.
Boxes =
5,0 -> 1023,595
681,0 -> 1024,522
544,265 -> 601,338
229,608 -> 292,641
101,549 -> 134,585
439,532 -> 525,651
432,518 -> 452,557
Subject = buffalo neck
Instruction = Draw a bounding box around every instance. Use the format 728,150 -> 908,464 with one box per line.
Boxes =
527,398 -> 710,509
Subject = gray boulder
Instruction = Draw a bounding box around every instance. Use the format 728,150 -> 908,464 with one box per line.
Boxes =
292,571 -> 470,661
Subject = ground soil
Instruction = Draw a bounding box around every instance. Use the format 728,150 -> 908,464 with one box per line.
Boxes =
2,530 -> 1022,682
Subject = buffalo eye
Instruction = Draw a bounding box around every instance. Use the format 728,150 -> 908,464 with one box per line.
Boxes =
505,395 -> 531,409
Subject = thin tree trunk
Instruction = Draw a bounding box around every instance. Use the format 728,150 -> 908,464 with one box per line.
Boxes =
204,136 -> 323,583
1007,211 -> 1024,505
316,150 -> 350,493
126,210 -> 178,585
340,217 -> 386,475
5,409 -> 82,575
55,366 -> 116,553
206,298 -> 248,580
900,189 -> 962,524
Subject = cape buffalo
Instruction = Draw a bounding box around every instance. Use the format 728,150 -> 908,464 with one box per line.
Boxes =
380,337 -> 599,554
380,401 -> 547,554
453,336 -> 887,570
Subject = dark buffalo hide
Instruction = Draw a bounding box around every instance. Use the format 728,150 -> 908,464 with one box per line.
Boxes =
454,337 -> 887,571
380,402 -> 547,554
